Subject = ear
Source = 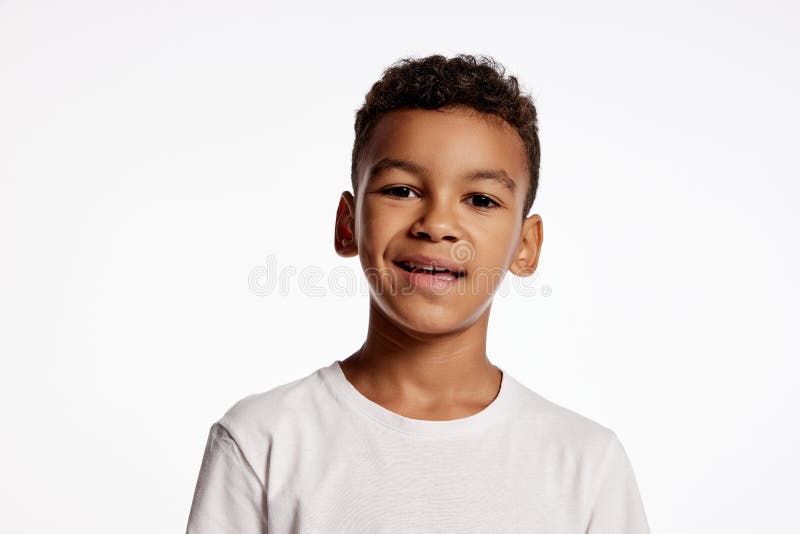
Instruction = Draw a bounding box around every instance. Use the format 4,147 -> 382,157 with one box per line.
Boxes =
509,213 -> 543,277
334,191 -> 358,257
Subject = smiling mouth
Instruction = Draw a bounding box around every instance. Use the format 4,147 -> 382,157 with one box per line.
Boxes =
392,261 -> 466,278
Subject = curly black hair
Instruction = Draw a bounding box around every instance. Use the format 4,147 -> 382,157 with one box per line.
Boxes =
351,53 -> 540,216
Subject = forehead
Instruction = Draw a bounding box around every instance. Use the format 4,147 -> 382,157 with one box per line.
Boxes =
359,106 -> 528,186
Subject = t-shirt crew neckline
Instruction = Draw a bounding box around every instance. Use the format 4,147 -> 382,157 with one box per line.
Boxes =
320,359 -> 519,438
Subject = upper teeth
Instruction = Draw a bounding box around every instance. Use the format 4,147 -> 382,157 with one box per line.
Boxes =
404,261 -> 451,272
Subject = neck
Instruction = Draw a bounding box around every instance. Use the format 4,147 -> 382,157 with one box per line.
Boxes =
340,299 -> 501,412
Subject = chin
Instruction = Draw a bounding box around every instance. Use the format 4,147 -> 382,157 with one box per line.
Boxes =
372,295 -> 485,336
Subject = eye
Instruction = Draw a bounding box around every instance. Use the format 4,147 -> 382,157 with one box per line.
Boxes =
467,194 -> 500,210
381,186 -> 420,199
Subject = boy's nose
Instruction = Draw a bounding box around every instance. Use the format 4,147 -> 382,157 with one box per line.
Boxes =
410,202 -> 463,242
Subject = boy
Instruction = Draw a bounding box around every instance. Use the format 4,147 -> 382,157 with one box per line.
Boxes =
186,53 -> 651,533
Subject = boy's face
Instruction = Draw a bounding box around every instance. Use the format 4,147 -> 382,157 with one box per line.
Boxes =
335,105 -> 542,335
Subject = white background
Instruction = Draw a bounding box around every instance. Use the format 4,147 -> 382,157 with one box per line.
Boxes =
1,0 -> 797,532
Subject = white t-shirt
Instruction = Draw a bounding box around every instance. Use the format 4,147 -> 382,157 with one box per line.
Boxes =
186,360 -> 651,533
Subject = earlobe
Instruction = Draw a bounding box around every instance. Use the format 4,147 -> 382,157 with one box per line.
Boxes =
512,257 -> 536,277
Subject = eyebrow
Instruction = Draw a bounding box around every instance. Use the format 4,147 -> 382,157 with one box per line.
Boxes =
367,157 -> 517,195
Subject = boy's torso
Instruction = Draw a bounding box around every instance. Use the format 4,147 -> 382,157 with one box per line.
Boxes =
220,361 -> 615,533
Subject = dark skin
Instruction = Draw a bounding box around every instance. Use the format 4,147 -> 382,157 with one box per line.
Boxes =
333,104 -> 543,421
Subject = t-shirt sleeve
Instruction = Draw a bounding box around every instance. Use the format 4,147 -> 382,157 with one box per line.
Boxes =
585,433 -> 651,534
185,422 -> 268,534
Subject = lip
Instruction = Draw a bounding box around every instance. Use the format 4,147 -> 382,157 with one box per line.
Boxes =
391,254 -> 467,292
392,254 -> 467,276
391,261 -> 463,291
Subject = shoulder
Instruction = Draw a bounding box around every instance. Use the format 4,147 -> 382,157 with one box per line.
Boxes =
195,365 -> 332,488
509,377 -> 620,452
216,365 -> 328,445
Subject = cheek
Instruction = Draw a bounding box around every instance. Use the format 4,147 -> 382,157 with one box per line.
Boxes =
357,205 -> 397,257
466,223 -> 520,287
470,220 -> 517,257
